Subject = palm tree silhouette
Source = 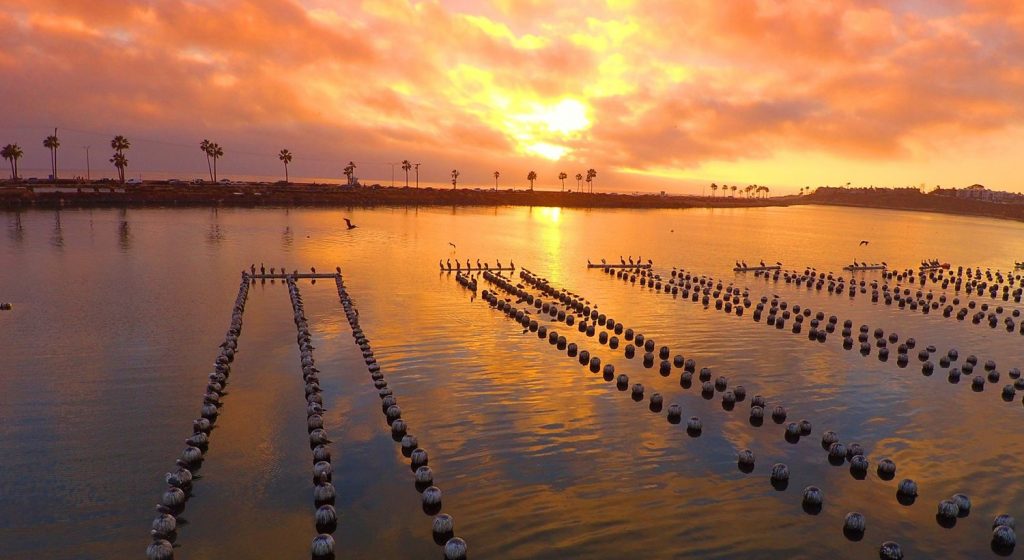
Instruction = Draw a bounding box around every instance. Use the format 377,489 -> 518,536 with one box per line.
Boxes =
208,143 -> 224,182
558,172 -> 567,191
451,169 -> 459,189
745,185 -> 754,198
110,135 -> 131,183
730,185 -> 737,197
402,160 -> 412,187
2,143 -> 24,179
493,170 -> 500,191
343,161 -> 356,185
279,149 -> 293,183
43,131 -> 60,180
200,139 -> 213,182
711,183 -> 718,197
586,168 -> 596,193
110,152 -> 129,184
527,170 -> 537,191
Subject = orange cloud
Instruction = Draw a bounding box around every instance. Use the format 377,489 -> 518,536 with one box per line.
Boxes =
3,0 -> 1024,192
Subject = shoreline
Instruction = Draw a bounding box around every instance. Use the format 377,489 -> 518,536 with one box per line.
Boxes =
0,181 -> 788,210
2,181 -> 1023,224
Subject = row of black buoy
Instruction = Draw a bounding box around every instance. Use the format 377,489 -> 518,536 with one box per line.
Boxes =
285,278 -> 341,560
600,265 -> 1019,552
664,266 -> 1024,407
754,267 -> 1024,336
146,273 -> 250,560
588,265 -> 1019,554
474,270 -> 918,554
454,272 -> 477,292
333,273 -> 468,560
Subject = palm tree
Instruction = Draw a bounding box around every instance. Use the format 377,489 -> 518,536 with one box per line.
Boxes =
558,172 -> 568,191
110,136 -> 130,183
278,149 -> 293,183
745,185 -> 754,198
493,170 -> 500,191
200,139 -> 213,182
730,185 -> 737,197
208,143 -> 223,182
527,170 -> 537,191
451,169 -> 459,189
586,168 -> 597,193
343,161 -> 356,185
575,173 -> 583,192
711,183 -> 718,197
2,143 -> 23,180
110,152 -> 128,183
43,131 -> 60,180
401,160 -> 412,187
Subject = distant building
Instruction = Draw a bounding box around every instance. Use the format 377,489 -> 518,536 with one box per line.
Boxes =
944,184 -> 1024,203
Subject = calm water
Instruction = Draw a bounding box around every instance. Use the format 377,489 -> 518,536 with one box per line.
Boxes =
1,204 -> 1022,559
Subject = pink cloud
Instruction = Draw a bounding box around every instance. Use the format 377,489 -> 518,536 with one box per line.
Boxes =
3,0 -> 1024,191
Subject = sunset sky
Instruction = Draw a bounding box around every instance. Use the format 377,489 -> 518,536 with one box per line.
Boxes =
4,0 -> 1024,193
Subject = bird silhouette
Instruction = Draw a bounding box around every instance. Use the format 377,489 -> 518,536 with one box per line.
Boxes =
448,242 -> 456,248
860,240 -> 869,246
344,218 -> 357,229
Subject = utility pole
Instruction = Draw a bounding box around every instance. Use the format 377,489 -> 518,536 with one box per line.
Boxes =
84,146 -> 91,181
414,163 -> 420,188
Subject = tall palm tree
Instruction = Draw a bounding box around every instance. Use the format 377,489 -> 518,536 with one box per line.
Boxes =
451,169 -> 459,189
43,130 -> 60,180
730,185 -> 737,197
414,163 -> 420,188
110,152 -> 128,183
343,161 -> 356,185
745,185 -> 754,198
527,170 -> 537,191
558,172 -> 568,191
493,170 -> 500,191
110,136 -> 130,183
278,149 -> 293,183
200,139 -> 213,182
208,143 -> 223,182
586,168 -> 597,193
2,143 -> 23,180
401,160 -> 412,187
575,173 -> 583,192
711,183 -> 718,197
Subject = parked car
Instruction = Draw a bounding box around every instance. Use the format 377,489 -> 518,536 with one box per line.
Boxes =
126,178 -> 143,185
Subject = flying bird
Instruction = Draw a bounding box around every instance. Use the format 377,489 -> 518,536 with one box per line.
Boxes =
448,242 -> 457,248
859,240 -> 869,246
344,218 -> 357,229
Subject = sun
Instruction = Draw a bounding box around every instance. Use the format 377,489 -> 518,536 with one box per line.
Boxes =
510,98 -> 591,160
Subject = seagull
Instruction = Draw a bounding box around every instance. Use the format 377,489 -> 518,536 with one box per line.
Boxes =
601,258 -> 606,265
344,218 -> 357,229
860,240 -> 869,246
448,242 -> 456,248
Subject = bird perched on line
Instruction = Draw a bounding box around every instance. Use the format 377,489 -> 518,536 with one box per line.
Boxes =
344,218 -> 357,229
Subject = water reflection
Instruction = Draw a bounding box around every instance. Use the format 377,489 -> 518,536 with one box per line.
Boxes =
51,210 -> 64,249
1,205 -> 1023,559
118,208 -> 131,252
8,210 -> 23,243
